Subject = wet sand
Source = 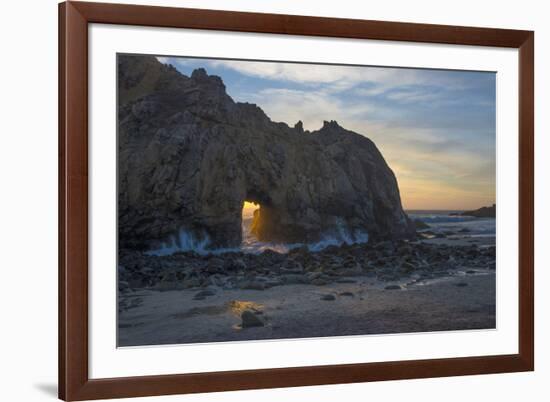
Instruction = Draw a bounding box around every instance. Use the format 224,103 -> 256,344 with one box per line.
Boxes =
118,269 -> 495,347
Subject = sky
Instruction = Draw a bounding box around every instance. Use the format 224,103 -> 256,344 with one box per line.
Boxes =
157,56 -> 496,211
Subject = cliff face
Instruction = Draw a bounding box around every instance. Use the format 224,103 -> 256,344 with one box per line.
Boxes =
118,55 -> 415,250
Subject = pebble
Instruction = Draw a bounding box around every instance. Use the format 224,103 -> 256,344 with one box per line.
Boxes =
281,274 -> 308,284
241,281 -> 266,290
336,279 -> 357,284
194,289 -> 216,298
193,289 -> 216,300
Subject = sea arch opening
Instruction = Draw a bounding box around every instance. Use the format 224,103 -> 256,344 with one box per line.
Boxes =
239,183 -> 282,249
240,199 -> 261,249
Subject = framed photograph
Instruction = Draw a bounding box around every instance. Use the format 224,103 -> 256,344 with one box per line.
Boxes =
59,1 -> 534,400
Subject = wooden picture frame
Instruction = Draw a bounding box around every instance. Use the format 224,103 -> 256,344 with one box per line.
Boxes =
59,1 -> 534,400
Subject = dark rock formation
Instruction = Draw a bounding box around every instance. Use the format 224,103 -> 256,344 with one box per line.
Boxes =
413,219 -> 430,230
118,55 -> 415,250
458,204 -> 496,218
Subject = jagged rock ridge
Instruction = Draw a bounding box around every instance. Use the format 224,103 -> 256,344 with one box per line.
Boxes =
117,55 -> 415,250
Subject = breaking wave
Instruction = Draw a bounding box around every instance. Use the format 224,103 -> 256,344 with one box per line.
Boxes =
412,215 -> 476,224
408,212 -> 495,237
146,229 -> 213,256
146,219 -> 368,256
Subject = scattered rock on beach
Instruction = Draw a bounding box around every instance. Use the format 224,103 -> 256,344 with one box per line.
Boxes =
227,258 -> 247,271
385,285 -> 402,290
241,281 -> 266,290
320,294 -> 336,301
182,278 -> 201,289
118,239 -> 496,292
336,279 -> 357,284
193,289 -> 216,300
281,274 -> 308,284
455,282 -> 469,287
339,266 -> 363,276
241,310 -> 265,328
265,280 -> 283,288
400,261 -> 415,273
206,258 -> 224,273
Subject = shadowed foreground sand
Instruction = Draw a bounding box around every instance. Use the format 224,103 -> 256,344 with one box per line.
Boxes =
118,270 -> 495,347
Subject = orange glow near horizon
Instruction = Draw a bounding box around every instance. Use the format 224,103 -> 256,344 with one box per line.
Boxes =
386,153 -> 496,211
242,201 -> 259,219
393,168 -> 495,211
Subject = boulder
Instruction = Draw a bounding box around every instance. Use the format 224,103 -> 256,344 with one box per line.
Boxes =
241,310 -> 265,328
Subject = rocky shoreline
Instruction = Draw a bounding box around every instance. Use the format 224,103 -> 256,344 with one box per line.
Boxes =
118,238 -> 496,345
119,239 -> 495,297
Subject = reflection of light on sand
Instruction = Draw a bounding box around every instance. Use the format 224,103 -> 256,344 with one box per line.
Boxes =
229,300 -> 265,331
228,300 -> 263,316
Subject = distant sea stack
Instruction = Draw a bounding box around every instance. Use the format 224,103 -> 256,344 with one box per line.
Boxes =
457,204 -> 496,218
117,55 -> 415,250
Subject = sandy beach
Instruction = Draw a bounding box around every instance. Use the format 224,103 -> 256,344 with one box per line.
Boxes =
118,237 -> 496,347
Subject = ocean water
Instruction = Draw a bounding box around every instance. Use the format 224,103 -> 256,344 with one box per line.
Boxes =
146,210 -> 495,256
147,217 -> 368,256
240,217 -> 369,254
407,210 -> 496,238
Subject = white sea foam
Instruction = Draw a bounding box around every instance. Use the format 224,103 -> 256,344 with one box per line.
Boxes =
146,229 -> 213,256
146,218 -> 369,256
408,211 -> 496,237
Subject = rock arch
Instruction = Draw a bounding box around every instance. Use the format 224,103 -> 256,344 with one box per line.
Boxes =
117,55 -> 415,250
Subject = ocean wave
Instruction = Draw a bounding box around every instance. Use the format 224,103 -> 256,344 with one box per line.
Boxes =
145,229 -> 214,256
409,212 -> 496,238
146,220 -> 369,256
409,214 -> 477,223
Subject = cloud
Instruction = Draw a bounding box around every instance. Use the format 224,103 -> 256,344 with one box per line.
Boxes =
385,88 -> 442,103
209,59 -> 438,94
244,87 -> 378,131
159,57 -> 452,95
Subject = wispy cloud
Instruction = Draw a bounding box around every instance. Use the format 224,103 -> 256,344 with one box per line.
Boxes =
163,57 -> 464,95
243,87 -> 380,131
